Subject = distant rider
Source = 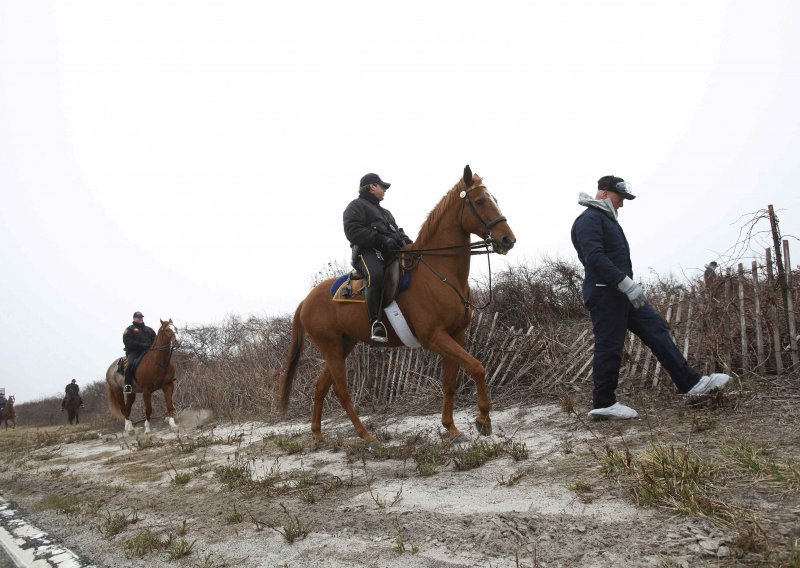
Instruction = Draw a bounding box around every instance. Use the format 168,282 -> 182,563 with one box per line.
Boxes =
343,173 -> 413,342
123,311 -> 156,393
0,392 -> 6,412
61,379 -> 83,410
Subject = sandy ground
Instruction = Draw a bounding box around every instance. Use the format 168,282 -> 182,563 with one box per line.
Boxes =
0,382 -> 798,567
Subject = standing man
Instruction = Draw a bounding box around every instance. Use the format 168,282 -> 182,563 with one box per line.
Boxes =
571,175 -> 730,419
61,379 -> 83,411
123,311 -> 156,393
343,173 -> 413,342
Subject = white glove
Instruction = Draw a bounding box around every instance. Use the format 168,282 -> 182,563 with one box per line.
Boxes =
617,276 -> 647,309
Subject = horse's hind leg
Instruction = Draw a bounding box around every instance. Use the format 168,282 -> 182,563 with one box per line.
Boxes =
311,366 -> 333,442
124,393 -> 136,434
311,339 -> 357,442
319,342 -> 375,443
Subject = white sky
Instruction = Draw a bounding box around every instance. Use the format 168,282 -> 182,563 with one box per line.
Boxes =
2,1 -> 799,403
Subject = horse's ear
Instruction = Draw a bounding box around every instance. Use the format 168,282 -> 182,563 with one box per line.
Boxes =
169,318 -> 173,323
463,165 -> 473,187
160,318 -> 165,325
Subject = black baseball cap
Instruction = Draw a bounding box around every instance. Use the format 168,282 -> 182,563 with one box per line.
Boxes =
597,175 -> 636,199
359,173 -> 391,189
133,311 -> 144,318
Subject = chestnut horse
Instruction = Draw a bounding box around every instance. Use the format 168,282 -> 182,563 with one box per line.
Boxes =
64,390 -> 81,425
280,166 -> 516,442
1,396 -> 16,430
105,319 -> 180,434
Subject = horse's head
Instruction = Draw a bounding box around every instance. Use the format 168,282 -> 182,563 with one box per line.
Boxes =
458,165 -> 516,254
7,396 -> 14,406
158,318 -> 181,350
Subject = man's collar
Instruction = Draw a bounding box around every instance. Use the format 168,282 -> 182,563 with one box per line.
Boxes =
360,192 -> 381,206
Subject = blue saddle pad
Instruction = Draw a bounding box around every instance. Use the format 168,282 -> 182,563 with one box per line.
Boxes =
331,274 -> 349,296
329,270 -> 411,297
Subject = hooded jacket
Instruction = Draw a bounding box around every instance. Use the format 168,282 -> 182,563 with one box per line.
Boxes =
570,194 -> 633,304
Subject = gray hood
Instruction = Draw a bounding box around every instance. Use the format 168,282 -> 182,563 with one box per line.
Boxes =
578,192 -> 618,221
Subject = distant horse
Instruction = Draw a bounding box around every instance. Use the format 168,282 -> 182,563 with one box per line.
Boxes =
279,166 -> 516,442
1,396 -> 16,430
64,391 -> 81,425
105,319 -> 180,434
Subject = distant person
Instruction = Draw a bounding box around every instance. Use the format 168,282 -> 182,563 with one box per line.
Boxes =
123,311 -> 156,393
61,379 -> 83,410
570,175 -> 730,419
703,260 -> 720,289
0,392 -> 6,412
343,173 -> 413,343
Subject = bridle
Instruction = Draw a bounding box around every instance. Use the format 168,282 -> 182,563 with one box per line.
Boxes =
459,183 -> 507,239
400,182 -> 508,311
148,324 -> 181,370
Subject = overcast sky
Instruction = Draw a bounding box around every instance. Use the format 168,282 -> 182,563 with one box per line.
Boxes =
2,1 -> 799,403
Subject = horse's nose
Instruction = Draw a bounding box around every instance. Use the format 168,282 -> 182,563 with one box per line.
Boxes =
501,235 -> 516,251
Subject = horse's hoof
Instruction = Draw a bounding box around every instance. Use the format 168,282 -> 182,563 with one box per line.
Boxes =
451,433 -> 470,444
475,417 -> 492,436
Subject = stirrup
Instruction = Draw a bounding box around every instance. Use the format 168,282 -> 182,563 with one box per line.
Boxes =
123,384 -> 133,394
371,321 -> 388,343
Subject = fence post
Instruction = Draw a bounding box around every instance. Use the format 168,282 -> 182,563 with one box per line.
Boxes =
784,240 -> 799,369
723,268 -> 733,372
738,263 -> 749,373
751,261 -> 765,373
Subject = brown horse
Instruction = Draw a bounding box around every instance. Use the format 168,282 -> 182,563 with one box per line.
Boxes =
1,396 -> 16,430
64,391 -> 81,425
105,319 -> 180,434
280,166 -> 516,442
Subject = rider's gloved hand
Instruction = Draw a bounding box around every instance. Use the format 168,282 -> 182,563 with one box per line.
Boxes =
383,237 -> 397,251
617,276 -> 647,309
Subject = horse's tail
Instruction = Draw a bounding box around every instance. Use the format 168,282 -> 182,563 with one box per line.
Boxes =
106,362 -> 126,419
279,301 -> 306,415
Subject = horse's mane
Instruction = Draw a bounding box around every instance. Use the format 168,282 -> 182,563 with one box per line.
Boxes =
416,176 -> 477,244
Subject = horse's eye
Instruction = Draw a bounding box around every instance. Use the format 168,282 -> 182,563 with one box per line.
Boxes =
475,199 -> 485,206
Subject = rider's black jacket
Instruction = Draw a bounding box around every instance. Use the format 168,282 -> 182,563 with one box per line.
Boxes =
123,322 -> 156,355
343,193 -> 412,254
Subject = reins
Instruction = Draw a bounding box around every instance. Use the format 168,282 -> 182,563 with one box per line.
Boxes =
389,182 -> 503,311
145,331 -> 180,371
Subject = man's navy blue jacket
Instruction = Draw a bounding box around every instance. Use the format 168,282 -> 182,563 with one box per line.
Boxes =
571,206 -> 633,304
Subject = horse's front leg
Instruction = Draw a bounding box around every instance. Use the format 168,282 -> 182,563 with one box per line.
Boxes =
143,390 -> 154,434
162,376 -> 178,432
428,329 -> 492,436
440,353 -> 467,440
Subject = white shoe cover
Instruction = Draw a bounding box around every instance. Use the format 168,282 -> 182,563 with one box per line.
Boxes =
686,373 -> 730,396
587,402 -> 638,419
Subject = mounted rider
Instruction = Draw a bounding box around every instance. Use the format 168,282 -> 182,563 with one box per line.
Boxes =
343,173 -> 413,342
0,392 -> 6,412
61,379 -> 83,411
122,311 -> 156,393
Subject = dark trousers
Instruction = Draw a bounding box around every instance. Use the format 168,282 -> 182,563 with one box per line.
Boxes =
125,352 -> 144,386
356,249 -> 385,323
587,286 -> 701,408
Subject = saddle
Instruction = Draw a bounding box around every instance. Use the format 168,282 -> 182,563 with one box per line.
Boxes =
116,357 -> 127,375
330,254 -> 412,305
